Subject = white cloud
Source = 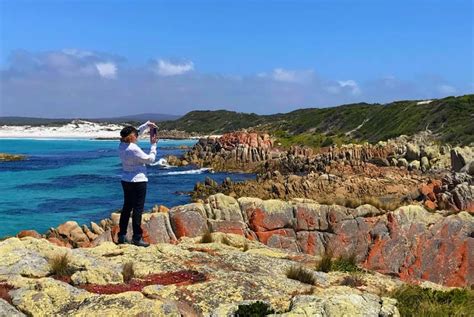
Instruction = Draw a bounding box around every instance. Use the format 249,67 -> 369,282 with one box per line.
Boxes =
338,80 -> 361,95
155,59 -> 194,76
438,84 -> 456,95
1,49 -> 468,117
95,62 -> 117,79
270,68 -> 314,83
62,49 -> 94,58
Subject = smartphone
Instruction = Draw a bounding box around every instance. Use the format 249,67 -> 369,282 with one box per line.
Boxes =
150,127 -> 157,140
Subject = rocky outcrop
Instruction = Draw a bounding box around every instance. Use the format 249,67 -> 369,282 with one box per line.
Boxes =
183,131 -> 274,172
192,164 -> 428,207
419,173 -> 474,213
0,234 -> 403,316
0,153 -> 26,162
16,194 -> 473,288
38,205 -> 175,249
177,130 -> 472,174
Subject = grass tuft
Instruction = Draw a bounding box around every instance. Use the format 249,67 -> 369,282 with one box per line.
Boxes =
316,250 -> 333,273
122,262 -> 135,283
316,251 -> 362,273
331,254 -> 361,272
200,231 -> 213,243
49,253 -> 74,277
390,285 -> 474,317
286,265 -> 316,285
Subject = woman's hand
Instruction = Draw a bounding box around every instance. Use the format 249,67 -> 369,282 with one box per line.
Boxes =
147,121 -> 157,128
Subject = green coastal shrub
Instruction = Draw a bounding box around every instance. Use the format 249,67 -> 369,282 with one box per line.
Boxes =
234,301 -> 275,316
390,285 -> 474,317
331,254 -> 362,273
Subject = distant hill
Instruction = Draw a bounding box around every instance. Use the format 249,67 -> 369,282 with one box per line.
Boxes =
158,95 -> 474,146
0,113 -> 181,126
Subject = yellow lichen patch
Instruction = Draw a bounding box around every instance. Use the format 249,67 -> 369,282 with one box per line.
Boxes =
11,277 -> 92,316
246,247 -> 289,259
68,292 -> 179,317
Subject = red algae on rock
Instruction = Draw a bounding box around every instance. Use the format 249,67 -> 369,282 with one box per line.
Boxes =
79,270 -> 206,294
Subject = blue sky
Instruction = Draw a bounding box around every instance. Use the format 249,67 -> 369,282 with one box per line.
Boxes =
0,0 -> 472,117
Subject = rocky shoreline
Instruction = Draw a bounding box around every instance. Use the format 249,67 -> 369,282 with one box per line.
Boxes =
11,193 -> 473,288
2,130 -> 474,316
2,192 -> 473,315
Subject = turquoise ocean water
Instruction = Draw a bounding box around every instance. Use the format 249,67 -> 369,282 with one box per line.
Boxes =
0,139 -> 254,237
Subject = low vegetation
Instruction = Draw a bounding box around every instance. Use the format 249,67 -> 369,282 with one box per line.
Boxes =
234,301 -> 275,316
49,253 -> 75,277
390,285 -> 474,317
286,265 -> 316,285
122,262 -> 135,283
316,251 -> 362,273
160,95 -> 474,146
200,231 -> 214,243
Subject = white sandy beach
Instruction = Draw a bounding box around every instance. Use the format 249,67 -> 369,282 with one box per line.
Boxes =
0,120 -> 222,139
0,120 -> 123,139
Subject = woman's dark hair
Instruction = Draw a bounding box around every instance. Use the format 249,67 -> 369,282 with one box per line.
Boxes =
120,126 -> 138,138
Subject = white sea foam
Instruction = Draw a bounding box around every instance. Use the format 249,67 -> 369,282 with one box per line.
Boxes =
150,158 -> 174,168
163,168 -> 212,175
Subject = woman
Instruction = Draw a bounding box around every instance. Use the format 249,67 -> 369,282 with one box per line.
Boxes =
117,121 -> 158,247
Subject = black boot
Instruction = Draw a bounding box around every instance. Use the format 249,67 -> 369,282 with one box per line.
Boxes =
132,238 -> 149,247
117,235 -> 130,245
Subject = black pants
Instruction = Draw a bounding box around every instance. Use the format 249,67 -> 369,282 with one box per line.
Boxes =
119,181 -> 147,240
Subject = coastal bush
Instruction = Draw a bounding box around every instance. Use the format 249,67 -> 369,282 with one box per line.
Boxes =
234,301 -> 275,316
286,265 -> 316,285
49,253 -> 75,277
390,285 -> 474,317
200,231 -> 214,243
122,262 -> 135,283
159,95 -> 474,146
242,241 -> 250,252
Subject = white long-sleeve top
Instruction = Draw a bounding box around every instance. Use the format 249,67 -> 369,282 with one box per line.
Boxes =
118,122 -> 157,182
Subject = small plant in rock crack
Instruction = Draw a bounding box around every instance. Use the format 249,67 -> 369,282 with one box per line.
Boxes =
316,250 -> 333,273
331,254 -> 362,273
200,231 -> 213,243
49,252 -> 75,277
122,262 -> 135,283
234,301 -> 275,316
286,265 -> 316,285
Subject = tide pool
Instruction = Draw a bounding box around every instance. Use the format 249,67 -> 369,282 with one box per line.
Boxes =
0,139 -> 254,237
